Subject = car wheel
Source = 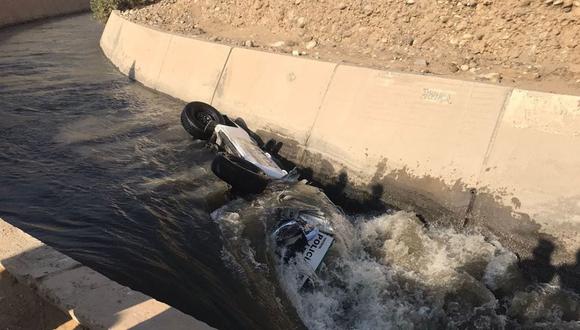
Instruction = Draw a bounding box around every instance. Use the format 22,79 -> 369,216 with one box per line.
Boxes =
181,101 -> 225,140
211,152 -> 270,194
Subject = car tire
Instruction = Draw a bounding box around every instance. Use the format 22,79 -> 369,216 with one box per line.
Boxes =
211,152 -> 270,194
181,102 -> 225,140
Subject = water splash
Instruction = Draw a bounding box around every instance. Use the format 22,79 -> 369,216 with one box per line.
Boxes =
213,181 -> 580,329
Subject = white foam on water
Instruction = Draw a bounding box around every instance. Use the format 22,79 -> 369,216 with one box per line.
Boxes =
277,211 -> 580,329
213,185 -> 580,329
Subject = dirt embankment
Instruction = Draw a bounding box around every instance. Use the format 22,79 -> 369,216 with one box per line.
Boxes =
122,0 -> 580,95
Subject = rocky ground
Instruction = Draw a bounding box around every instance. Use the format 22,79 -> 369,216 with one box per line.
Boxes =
122,0 -> 580,95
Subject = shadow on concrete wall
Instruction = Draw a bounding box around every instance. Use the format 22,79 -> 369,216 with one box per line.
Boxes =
128,61 -> 136,80
518,239 -> 580,292
228,119 -> 391,215
253,136 -> 392,216
234,119 -> 580,296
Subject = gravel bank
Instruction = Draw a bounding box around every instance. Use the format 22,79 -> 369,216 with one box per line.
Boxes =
122,0 -> 580,94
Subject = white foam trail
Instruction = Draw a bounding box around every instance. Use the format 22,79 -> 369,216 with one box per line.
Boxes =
213,186 -> 580,329
277,211 -> 580,329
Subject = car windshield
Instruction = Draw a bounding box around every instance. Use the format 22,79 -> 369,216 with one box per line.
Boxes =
237,139 -> 279,169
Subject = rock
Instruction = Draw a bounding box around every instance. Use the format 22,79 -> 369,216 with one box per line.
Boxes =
305,40 -> 318,49
461,64 -> 470,71
405,0 -> 415,4
292,49 -> 301,56
244,40 -> 254,47
271,41 -> 286,47
336,3 -> 347,9
456,21 -> 468,31
296,17 -> 306,28
477,72 -> 502,83
465,0 -> 478,7
553,0 -> 563,5
363,5 -> 374,15
403,36 -> 415,46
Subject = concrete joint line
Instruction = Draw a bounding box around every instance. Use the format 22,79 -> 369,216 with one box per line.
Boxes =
463,88 -> 514,224
210,46 -> 233,105
477,88 -> 513,183
110,20 -> 125,63
153,35 -> 174,90
300,61 -> 341,165
36,262 -> 84,282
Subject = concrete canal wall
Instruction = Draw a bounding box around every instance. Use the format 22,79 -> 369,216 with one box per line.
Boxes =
0,0 -> 90,28
0,218 -> 214,329
99,11 -> 580,265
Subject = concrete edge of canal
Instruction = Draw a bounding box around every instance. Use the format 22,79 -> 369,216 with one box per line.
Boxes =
100,10 -> 580,268
0,218 -> 215,330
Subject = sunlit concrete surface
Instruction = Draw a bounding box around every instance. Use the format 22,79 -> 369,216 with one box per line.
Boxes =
0,218 -> 214,330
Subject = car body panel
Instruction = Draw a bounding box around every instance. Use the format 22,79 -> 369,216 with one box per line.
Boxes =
214,124 -> 287,179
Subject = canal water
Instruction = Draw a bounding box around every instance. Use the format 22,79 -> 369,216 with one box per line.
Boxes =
1,13 -> 579,330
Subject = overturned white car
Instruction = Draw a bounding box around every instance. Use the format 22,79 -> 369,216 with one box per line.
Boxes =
181,101 -> 337,279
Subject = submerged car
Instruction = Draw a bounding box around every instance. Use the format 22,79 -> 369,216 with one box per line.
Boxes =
181,101 -> 336,278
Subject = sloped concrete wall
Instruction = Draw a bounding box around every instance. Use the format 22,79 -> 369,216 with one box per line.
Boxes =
0,0 -> 89,28
100,11 -> 580,264
0,218 -> 214,329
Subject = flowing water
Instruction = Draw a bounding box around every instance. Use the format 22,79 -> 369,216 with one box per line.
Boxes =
1,13 -> 579,330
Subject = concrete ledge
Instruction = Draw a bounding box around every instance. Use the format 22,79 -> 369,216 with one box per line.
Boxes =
0,218 -> 214,330
0,0 -> 90,28
99,11 -> 580,264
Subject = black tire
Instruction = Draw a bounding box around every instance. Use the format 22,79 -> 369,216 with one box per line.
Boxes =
211,153 -> 270,194
181,102 -> 225,140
